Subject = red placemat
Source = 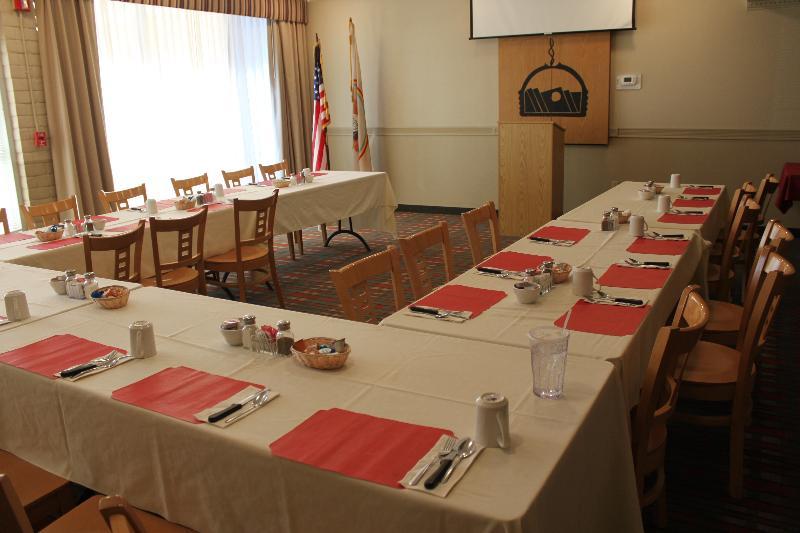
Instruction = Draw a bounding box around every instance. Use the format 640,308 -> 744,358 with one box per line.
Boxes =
554,300 -> 651,336
529,226 -> 591,244
74,215 -> 119,224
108,221 -> 147,233
626,237 -> 689,255
776,162 -> 800,213
27,237 -> 82,251
111,366 -> 262,424
673,198 -> 714,208
270,408 -> 453,488
478,252 -> 552,272
188,202 -> 231,213
311,171 -> 326,177
657,213 -> 708,225
597,264 -> 672,289
0,232 -> 33,245
156,199 -> 176,209
0,334 -> 125,379
223,188 -> 244,194
412,284 -> 506,318
683,187 -> 721,195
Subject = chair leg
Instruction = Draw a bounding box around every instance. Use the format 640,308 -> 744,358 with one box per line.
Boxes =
320,223 -> 328,244
296,230 -> 304,255
729,421 -> 745,499
287,232 -> 296,260
237,268 -> 247,303
197,266 -> 207,296
268,253 -> 285,308
654,491 -> 667,529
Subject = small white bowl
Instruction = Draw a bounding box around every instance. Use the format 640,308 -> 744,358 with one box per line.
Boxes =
220,326 -> 243,346
50,277 -> 67,295
513,282 -> 541,304
637,189 -> 656,201
93,219 -> 107,231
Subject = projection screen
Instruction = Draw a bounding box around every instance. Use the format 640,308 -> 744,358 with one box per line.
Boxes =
470,0 -> 635,39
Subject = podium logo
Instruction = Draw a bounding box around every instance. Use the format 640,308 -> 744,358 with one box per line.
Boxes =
519,62 -> 588,118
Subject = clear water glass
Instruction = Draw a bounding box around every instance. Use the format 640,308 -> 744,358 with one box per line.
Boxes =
528,327 -> 569,399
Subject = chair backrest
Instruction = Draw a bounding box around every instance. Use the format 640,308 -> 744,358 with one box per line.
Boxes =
222,166 -> 256,188
258,161 -> 290,181
0,208 -> 9,234
149,207 -> 208,287
717,198 -> 760,300
757,219 -> 794,255
171,173 -> 209,197
753,173 -> 779,222
461,201 -> 501,266
632,285 -> 709,499
232,190 -> 279,258
83,221 -> 146,283
398,221 -> 455,300
0,474 -> 34,533
20,195 -> 80,228
329,245 -> 405,323
99,184 -> 148,213
99,495 -> 147,533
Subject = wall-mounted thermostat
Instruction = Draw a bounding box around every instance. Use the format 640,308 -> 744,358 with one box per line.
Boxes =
616,74 -> 641,90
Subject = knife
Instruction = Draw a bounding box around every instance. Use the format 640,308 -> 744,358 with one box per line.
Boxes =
679,195 -> 710,200
476,266 -> 504,275
656,234 -> 685,239
672,210 -> 704,215
409,305 -> 441,316
686,185 -> 715,188
208,391 -> 260,423
611,297 -> 645,306
59,362 -> 99,378
642,261 -> 671,267
424,439 -> 464,490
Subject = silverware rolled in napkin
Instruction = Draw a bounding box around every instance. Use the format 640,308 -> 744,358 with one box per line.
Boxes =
528,236 -> 576,246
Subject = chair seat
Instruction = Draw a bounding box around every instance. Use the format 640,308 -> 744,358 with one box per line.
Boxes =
142,267 -> 199,289
43,495 -> 193,533
683,341 -> 755,386
205,245 -> 268,268
707,300 -> 743,333
707,263 -> 735,284
0,450 -> 68,508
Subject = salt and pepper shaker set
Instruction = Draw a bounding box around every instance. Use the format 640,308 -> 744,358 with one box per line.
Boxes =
240,315 -> 294,356
62,269 -> 99,300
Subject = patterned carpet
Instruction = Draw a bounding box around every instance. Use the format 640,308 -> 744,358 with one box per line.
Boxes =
207,211 -> 799,532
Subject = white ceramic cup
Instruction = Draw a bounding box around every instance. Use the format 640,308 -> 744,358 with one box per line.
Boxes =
513,282 -> 541,304
629,215 -> 648,237
93,219 -> 106,231
637,189 -> 655,201
4,290 -> 30,321
669,174 -> 681,188
146,198 -> 158,216
214,183 -> 225,198
657,195 -> 671,214
571,266 -> 594,297
474,392 -> 509,449
129,320 -> 157,358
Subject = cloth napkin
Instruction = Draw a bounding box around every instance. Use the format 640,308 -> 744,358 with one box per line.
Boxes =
27,237 -> 82,251
657,213 -> 709,224
598,264 -> 672,289
194,385 -> 278,428
0,334 -> 125,379
683,187 -> 721,195
400,434 -> 484,498
0,232 -> 33,245
554,300 -> 651,336
270,408 -> 453,488
673,198 -> 714,208
411,285 -> 506,319
478,252 -> 552,272
626,237 -> 689,255
529,226 -> 591,245
112,366 -> 263,424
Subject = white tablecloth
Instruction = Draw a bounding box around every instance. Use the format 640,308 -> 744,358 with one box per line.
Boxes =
0,287 -> 642,533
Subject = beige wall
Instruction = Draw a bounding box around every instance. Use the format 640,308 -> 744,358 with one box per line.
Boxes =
308,0 -> 800,226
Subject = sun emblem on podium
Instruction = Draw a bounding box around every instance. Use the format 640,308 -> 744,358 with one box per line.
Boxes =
519,38 -> 588,118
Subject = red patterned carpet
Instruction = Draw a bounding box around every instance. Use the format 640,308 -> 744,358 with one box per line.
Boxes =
207,211 -> 799,532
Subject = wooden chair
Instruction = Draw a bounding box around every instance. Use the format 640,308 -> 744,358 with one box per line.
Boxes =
0,450 -> 71,531
676,250 -> 795,499
83,221 -> 146,283
461,201 -> 501,267
632,285 -> 709,527
20,196 -> 79,228
205,191 -> 285,307
170,173 -> 209,197
398,221 -> 455,300
98,184 -> 148,213
329,245 -> 404,323
221,166 -> 256,188
258,161 -> 305,260
142,207 -> 208,294
711,186 -> 753,262
708,198 -> 759,301
99,495 -> 193,533
0,208 -> 9,234
752,173 -> 779,224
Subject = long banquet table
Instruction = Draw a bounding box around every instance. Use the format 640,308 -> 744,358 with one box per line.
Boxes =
0,171 -> 397,280
0,285 -> 643,533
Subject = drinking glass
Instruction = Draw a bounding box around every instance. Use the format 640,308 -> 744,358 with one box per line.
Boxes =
528,327 -> 569,399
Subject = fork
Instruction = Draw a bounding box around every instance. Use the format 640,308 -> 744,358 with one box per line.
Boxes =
625,258 -> 671,268
409,435 -> 457,486
224,389 -> 272,424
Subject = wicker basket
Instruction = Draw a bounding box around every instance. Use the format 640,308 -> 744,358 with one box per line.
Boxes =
35,229 -> 64,242
552,264 -> 572,284
174,198 -> 194,210
273,180 -> 290,189
92,285 -> 130,310
291,337 -> 350,370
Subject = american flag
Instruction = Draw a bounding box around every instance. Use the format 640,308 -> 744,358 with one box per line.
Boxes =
311,36 -> 331,171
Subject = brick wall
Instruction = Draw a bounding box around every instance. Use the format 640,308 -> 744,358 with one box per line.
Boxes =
0,2 -> 56,207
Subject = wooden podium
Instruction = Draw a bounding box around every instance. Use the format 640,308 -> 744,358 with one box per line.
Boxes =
498,122 -> 565,236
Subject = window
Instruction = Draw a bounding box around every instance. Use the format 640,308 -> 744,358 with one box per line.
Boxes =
94,0 -> 281,200
0,88 -> 21,231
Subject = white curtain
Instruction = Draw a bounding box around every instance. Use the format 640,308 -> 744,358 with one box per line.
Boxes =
94,0 -> 281,200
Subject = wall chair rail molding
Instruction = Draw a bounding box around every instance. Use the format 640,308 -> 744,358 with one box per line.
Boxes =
327,127 -> 498,137
610,128 -> 800,141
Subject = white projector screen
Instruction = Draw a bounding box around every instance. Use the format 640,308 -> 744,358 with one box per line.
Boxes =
470,0 -> 635,39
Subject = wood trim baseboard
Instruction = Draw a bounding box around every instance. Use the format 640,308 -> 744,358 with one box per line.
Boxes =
397,204 -> 472,214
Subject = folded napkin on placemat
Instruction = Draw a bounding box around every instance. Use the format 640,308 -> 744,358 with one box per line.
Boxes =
411,285 -> 505,319
529,226 -> 591,244
188,202 -> 231,213
270,408 -> 453,488
598,264 -> 672,289
27,237 -> 82,251
673,198 -> 714,208
478,252 -> 553,272
657,213 -> 708,225
112,366 -> 263,424
194,385 -> 279,428
555,300 -> 651,336
0,334 -> 124,379
0,232 -> 33,245
626,237 -> 689,255
683,187 -> 721,196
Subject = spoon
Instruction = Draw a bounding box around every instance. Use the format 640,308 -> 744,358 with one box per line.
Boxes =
442,438 -> 477,483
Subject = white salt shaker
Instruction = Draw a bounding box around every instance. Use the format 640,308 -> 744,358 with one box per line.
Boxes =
129,320 -> 157,358
4,290 -> 30,321
474,392 -> 509,449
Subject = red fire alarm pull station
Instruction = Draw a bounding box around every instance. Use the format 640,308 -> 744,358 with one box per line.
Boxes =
34,131 -> 47,147
14,0 -> 31,12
